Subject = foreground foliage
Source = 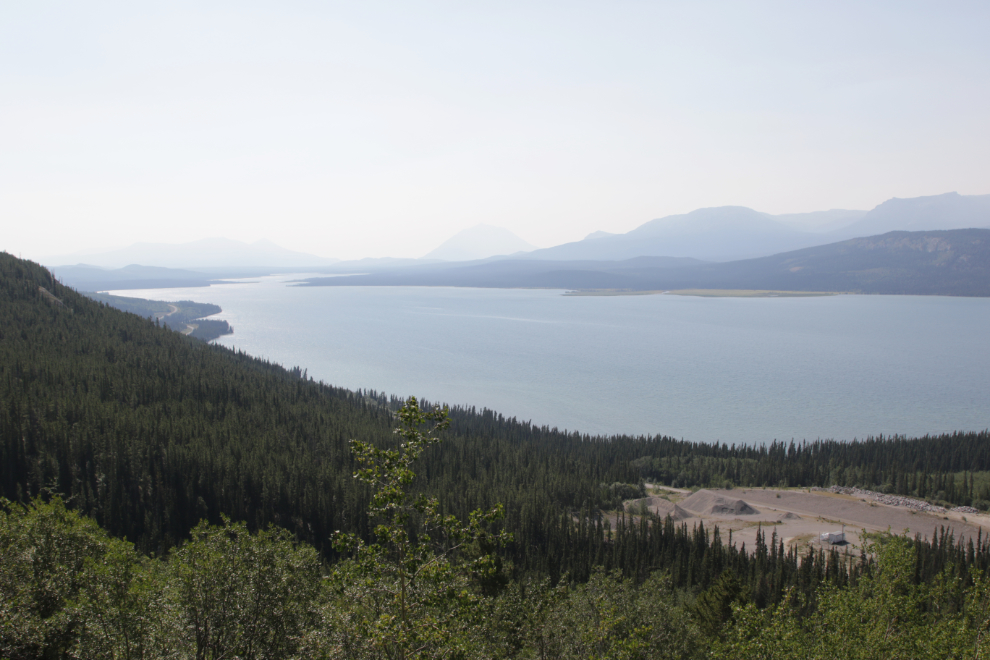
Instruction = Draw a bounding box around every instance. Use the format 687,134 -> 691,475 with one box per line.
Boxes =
5,483 -> 990,658
2,399 -> 989,658
0,496 -> 321,660
715,537 -> 990,659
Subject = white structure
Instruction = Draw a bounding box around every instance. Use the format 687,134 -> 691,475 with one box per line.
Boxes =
820,531 -> 846,544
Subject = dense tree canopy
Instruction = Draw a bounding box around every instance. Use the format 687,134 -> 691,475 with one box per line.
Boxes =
2,252 -> 986,563
3,251 -> 990,657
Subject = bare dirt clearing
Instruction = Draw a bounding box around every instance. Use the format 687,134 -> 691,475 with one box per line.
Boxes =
626,496 -> 691,520
628,487 -> 989,554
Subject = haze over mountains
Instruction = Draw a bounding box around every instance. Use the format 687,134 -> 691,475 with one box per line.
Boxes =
45,238 -> 341,291
773,209 -> 869,233
522,206 -> 818,262
831,192 -> 990,238
45,237 -> 339,270
518,192 -> 990,263
40,192 -> 990,294
295,192 -> 990,296
301,229 -> 990,296
50,264 -> 221,291
422,224 -> 538,261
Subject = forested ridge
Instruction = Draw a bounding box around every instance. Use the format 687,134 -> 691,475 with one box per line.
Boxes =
4,250 -> 990,658
82,293 -> 233,342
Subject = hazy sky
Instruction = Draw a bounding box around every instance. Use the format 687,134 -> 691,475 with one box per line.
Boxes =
3,1 -> 989,261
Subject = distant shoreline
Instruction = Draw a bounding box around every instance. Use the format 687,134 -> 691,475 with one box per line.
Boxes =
563,289 -> 845,298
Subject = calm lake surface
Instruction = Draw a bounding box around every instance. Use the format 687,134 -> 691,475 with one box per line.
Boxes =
112,276 -> 990,444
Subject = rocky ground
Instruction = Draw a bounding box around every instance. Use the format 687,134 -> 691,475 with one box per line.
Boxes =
815,485 -> 980,515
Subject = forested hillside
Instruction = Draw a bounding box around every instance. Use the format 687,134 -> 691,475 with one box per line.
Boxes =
3,252 -> 988,559
5,439 -> 990,658
83,292 -> 233,342
5,251 -> 990,657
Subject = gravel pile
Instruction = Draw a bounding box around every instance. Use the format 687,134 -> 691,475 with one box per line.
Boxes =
951,506 -> 980,514
680,489 -> 759,516
815,486 -> 948,514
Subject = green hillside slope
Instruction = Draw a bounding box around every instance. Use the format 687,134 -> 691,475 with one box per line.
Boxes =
83,292 -> 233,341
1,252 -> 654,568
3,250 -> 990,570
7,251 -> 990,657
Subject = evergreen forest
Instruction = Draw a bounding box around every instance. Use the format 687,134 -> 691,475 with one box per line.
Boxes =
83,293 -> 233,342
3,251 -> 990,659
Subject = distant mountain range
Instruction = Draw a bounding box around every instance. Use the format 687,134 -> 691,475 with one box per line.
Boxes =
39,192 -> 990,293
51,264 -> 221,291
646,228 -> 990,295
50,263 -> 344,292
300,229 -> 990,296
522,206 -> 817,262
516,192 -> 990,263
422,224 -> 538,261
830,192 -> 990,238
43,237 -> 338,270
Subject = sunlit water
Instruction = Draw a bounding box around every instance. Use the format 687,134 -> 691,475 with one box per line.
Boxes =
111,275 -> 990,444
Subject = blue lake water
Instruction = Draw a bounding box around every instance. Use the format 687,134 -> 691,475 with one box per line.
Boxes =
112,276 -> 990,444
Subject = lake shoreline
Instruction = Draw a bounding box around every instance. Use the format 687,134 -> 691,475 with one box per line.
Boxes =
563,289 -> 845,298
108,276 -> 990,443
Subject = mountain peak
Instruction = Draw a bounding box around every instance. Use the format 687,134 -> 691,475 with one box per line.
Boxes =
422,225 -> 538,261
835,192 -> 990,237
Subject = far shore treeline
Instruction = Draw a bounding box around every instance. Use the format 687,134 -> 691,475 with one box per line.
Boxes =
300,228 -> 990,297
4,250 -> 990,658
